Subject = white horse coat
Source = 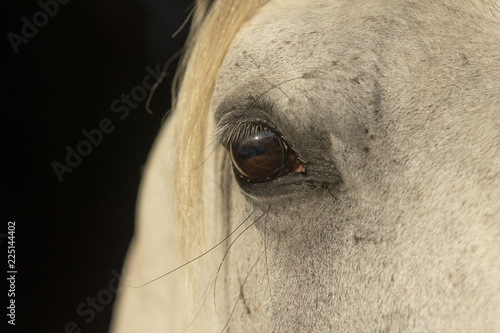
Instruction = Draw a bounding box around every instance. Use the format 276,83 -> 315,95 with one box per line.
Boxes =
111,0 -> 500,332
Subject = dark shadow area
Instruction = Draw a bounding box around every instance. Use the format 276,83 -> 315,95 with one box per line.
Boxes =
3,1 -> 192,332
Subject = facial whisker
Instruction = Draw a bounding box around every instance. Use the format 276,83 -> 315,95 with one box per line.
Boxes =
219,247 -> 267,333
123,210 -> 256,289
212,210 -> 266,309
263,207 -> 273,299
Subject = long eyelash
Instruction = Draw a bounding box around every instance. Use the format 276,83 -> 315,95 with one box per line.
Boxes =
214,122 -> 270,148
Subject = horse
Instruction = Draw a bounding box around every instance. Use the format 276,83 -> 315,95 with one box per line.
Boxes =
110,0 -> 500,331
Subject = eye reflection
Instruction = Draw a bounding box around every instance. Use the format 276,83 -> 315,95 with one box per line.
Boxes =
230,130 -> 285,182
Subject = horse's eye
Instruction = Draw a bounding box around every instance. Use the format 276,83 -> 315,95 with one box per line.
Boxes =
229,129 -> 305,182
230,129 -> 283,182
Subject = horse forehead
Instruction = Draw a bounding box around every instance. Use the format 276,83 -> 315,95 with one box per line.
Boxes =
213,0 -> 435,93
214,0 -> 497,98
214,0 -> 372,99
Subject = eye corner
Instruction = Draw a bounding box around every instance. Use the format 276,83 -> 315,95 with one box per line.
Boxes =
283,145 -> 308,175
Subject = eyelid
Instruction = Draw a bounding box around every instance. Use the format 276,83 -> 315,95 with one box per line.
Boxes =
214,96 -> 280,147
215,119 -> 308,171
215,121 -> 277,149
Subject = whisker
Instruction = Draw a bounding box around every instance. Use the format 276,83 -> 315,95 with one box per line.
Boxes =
182,209 -> 266,332
219,247 -> 267,333
327,186 -> 339,201
214,75 -> 307,147
212,210 -> 267,309
263,207 -> 272,299
123,210 -> 256,289
181,269 -> 219,333
261,76 -> 291,100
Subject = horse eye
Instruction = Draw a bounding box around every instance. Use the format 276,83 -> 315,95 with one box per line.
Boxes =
229,129 -> 306,182
230,130 -> 284,182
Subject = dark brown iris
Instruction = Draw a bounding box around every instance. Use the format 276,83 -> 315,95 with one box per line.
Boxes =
230,130 -> 285,182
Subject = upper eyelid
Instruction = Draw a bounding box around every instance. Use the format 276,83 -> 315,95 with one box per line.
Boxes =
214,118 -> 307,163
214,104 -> 309,173
215,121 -> 275,148
214,98 -> 279,147
214,91 -> 279,124
213,93 -> 294,151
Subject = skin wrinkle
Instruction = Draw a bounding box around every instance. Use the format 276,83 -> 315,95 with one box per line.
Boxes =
111,0 -> 500,332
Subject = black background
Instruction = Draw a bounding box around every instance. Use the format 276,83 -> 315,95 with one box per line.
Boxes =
4,1 -> 192,332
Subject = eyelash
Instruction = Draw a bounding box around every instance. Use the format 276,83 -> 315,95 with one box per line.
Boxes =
215,122 -> 277,148
214,95 -> 285,146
